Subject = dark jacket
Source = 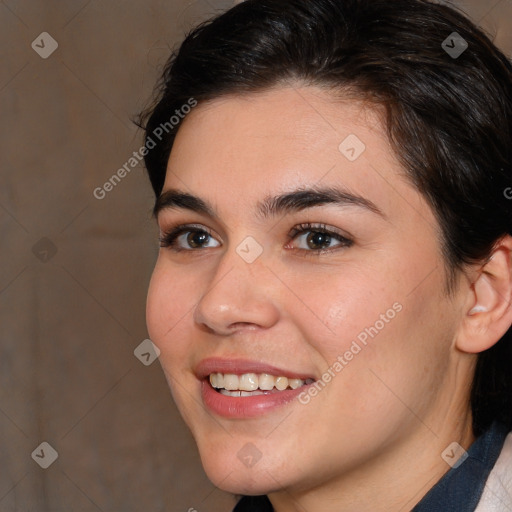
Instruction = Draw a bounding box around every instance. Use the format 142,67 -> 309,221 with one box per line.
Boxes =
233,422 -> 512,511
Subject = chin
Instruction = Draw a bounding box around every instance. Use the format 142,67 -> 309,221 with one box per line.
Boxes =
207,469 -> 281,496
198,446 -> 289,495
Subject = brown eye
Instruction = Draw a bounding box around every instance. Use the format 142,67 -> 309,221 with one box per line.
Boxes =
287,223 -> 353,254
159,225 -> 221,251
304,231 -> 334,250
186,231 -> 211,248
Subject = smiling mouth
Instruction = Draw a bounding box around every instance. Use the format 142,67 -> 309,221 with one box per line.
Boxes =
209,372 -> 315,397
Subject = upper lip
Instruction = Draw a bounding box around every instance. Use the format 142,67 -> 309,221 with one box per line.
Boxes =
195,357 -> 316,381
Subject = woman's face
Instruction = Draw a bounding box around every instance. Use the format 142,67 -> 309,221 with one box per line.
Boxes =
146,86 -> 469,496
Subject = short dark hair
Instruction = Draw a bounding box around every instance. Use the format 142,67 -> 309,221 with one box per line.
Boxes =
138,0 -> 512,435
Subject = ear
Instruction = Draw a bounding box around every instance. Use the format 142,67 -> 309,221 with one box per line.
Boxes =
456,235 -> 512,354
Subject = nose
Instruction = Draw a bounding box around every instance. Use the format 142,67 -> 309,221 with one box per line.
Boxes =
193,246 -> 280,336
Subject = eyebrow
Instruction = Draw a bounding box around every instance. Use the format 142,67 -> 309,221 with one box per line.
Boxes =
153,185 -> 386,221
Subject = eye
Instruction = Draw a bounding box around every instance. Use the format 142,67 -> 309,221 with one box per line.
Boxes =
286,223 -> 353,253
159,224 -> 221,251
158,222 -> 353,254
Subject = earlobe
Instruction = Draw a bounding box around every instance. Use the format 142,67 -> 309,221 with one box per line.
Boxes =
456,236 -> 512,354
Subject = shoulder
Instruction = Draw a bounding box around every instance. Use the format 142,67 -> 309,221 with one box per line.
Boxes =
474,430 -> 512,511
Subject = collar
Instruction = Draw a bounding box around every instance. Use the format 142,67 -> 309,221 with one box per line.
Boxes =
412,422 -> 510,511
233,422 -> 511,512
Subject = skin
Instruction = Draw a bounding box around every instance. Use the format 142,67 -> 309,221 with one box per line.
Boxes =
146,85 -> 512,512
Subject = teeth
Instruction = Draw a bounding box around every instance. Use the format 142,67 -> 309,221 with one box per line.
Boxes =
275,376 -> 289,390
220,389 -> 267,397
239,373 -> 258,391
288,378 -> 303,389
258,373 -> 275,390
209,372 -> 311,392
223,374 -> 239,391
209,373 -> 223,388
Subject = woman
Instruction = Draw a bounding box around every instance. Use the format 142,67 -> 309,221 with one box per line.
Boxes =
139,0 -> 512,510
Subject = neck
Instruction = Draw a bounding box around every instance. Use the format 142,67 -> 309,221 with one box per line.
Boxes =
269,410 -> 475,512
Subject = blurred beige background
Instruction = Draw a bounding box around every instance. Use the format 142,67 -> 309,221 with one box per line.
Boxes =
0,1 -> 510,511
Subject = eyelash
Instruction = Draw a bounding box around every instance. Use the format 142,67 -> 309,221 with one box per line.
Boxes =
159,222 -> 353,256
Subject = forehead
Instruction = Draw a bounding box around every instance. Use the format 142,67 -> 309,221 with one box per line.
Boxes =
162,85 -> 431,228
168,86 -> 387,172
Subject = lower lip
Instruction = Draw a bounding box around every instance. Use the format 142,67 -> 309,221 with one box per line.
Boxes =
201,379 -> 311,418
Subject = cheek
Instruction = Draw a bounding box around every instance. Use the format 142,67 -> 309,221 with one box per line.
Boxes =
146,261 -> 200,421
294,255 -> 451,407
293,263 -> 400,354
145,259 -> 196,347
326,283 -> 452,426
